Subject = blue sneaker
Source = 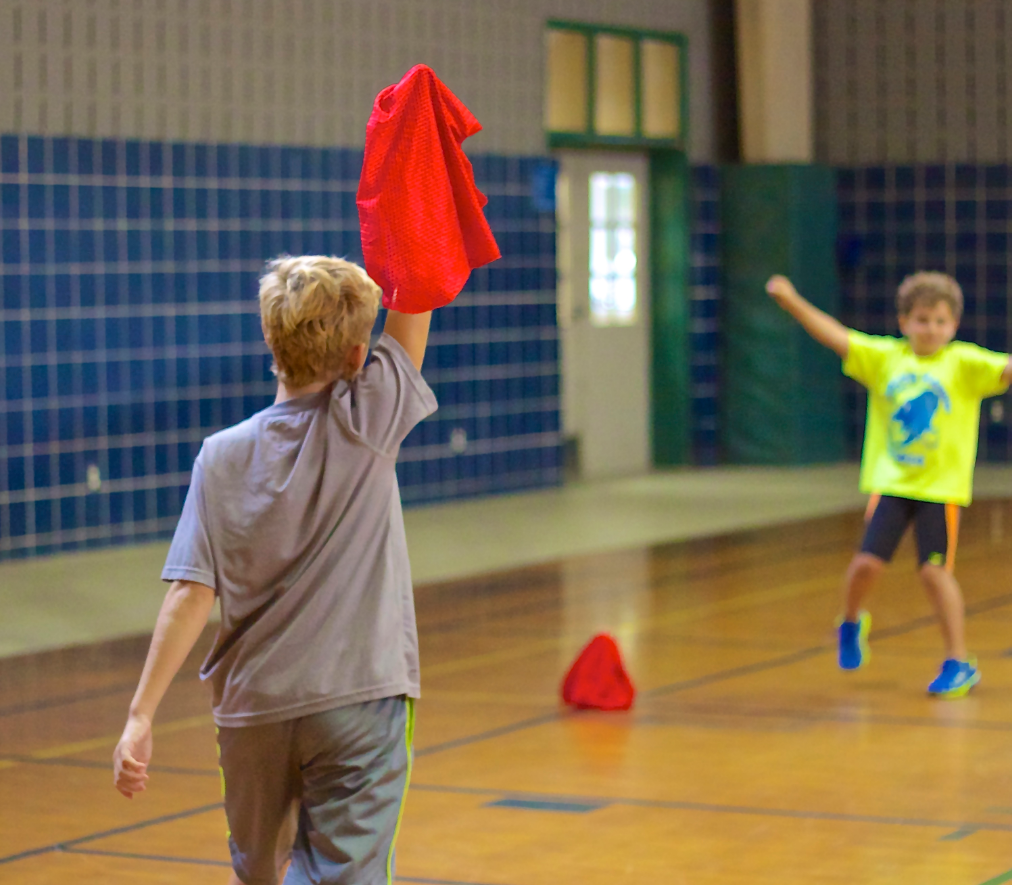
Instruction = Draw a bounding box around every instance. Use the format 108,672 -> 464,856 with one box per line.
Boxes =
837,611 -> 871,670
927,658 -> 980,698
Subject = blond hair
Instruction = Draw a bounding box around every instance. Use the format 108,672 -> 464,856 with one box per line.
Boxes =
259,256 -> 380,387
896,271 -> 963,320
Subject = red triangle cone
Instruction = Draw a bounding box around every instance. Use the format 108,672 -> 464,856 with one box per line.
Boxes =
561,633 -> 635,711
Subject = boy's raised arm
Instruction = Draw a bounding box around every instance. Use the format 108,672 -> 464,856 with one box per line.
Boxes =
766,275 -> 851,359
384,309 -> 433,371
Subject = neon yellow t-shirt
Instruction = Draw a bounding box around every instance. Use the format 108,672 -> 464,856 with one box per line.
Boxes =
843,331 -> 1009,505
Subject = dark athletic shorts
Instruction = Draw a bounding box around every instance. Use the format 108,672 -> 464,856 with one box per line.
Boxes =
860,494 -> 960,570
217,695 -> 414,885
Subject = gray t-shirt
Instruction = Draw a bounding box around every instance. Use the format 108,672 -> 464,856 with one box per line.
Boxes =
162,333 -> 437,727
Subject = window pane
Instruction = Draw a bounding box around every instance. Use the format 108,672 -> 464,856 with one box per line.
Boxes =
545,30 -> 588,133
641,39 -> 680,139
589,172 -> 637,326
594,35 -> 635,136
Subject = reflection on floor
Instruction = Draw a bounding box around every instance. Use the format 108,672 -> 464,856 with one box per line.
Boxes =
4,463 -> 1012,658
4,502 -> 1012,883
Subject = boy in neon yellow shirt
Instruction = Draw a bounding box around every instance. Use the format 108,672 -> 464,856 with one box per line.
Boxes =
767,271 -> 1012,697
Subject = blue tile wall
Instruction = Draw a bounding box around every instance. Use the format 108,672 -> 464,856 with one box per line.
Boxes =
391,153 -> 561,505
689,165 -> 721,465
0,135 -> 560,559
836,164 -> 1012,462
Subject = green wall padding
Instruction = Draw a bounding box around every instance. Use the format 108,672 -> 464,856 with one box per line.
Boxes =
650,149 -> 691,466
720,164 -> 845,464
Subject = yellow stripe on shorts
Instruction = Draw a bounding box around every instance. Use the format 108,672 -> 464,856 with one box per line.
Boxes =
386,698 -> 415,885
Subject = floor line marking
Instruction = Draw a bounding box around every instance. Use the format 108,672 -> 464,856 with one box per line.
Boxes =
629,574 -> 840,633
416,710 -> 568,758
6,713 -> 216,769
415,535 -> 836,636
422,574 -> 842,681
421,688 -> 559,704
0,672 -> 204,721
5,575 -> 1011,871
61,846 -> 231,867
0,754 -> 219,776
0,682 -> 140,719
415,593 -> 1012,758
872,593 -> 1012,643
0,802 -> 223,866
0,844 -> 60,866
635,704 -> 1012,734
643,590 -> 1012,700
487,797 -> 605,813
422,639 -> 562,678
399,878 -> 513,885
640,645 -> 829,699
940,826 -> 979,841
409,782 -> 1012,834
979,867 -> 1012,885
8,837 -> 506,885
60,802 -> 225,850
43,845 -> 510,885
418,646 -> 835,758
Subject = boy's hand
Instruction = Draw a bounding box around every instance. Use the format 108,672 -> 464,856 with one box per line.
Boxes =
764,273 -> 850,358
766,275 -> 800,307
113,713 -> 153,798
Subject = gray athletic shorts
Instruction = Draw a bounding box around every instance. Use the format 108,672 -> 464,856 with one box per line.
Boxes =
217,696 -> 415,885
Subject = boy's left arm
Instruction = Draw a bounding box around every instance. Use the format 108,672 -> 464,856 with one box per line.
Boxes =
383,309 -> 433,370
963,347 -> 1012,399
113,580 -> 215,798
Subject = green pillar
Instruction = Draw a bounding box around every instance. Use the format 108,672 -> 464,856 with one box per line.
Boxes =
650,149 -> 691,466
720,164 -> 844,464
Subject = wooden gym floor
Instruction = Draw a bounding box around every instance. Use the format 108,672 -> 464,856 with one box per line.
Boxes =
4,502 -> 1012,884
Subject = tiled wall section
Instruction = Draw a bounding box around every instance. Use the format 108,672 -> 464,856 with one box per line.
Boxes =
836,164 -> 1012,460
689,164 -> 720,465
0,134 -> 560,559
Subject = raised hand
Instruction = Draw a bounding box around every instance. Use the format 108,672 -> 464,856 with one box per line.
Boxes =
763,274 -> 850,358
766,275 -> 800,307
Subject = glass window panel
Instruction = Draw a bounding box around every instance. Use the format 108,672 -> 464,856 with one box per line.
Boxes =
594,34 -> 635,136
641,39 -> 680,139
589,172 -> 637,326
545,30 -> 589,133
590,174 -> 610,224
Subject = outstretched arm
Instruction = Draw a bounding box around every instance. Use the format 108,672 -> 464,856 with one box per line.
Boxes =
1002,356 -> 1012,385
766,275 -> 850,359
113,579 -> 215,798
384,310 -> 432,370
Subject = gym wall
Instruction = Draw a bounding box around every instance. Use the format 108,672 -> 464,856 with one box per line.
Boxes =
812,1 -> 1012,462
0,0 -> 721,558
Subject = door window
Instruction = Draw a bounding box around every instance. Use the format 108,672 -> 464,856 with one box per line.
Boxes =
589,172 -> 638,326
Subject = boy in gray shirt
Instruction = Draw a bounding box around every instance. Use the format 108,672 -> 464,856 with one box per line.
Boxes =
113,255 -> 436,885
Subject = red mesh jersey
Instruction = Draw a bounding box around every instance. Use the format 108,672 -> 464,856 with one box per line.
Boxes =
561,634 -> 636,712
357,64 -> 501,313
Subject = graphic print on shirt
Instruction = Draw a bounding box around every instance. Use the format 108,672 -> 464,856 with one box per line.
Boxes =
885,372 -> 951,466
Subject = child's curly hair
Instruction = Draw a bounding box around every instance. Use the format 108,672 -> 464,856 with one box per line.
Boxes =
896,271 -> 963,320
259,256 -> 381,387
